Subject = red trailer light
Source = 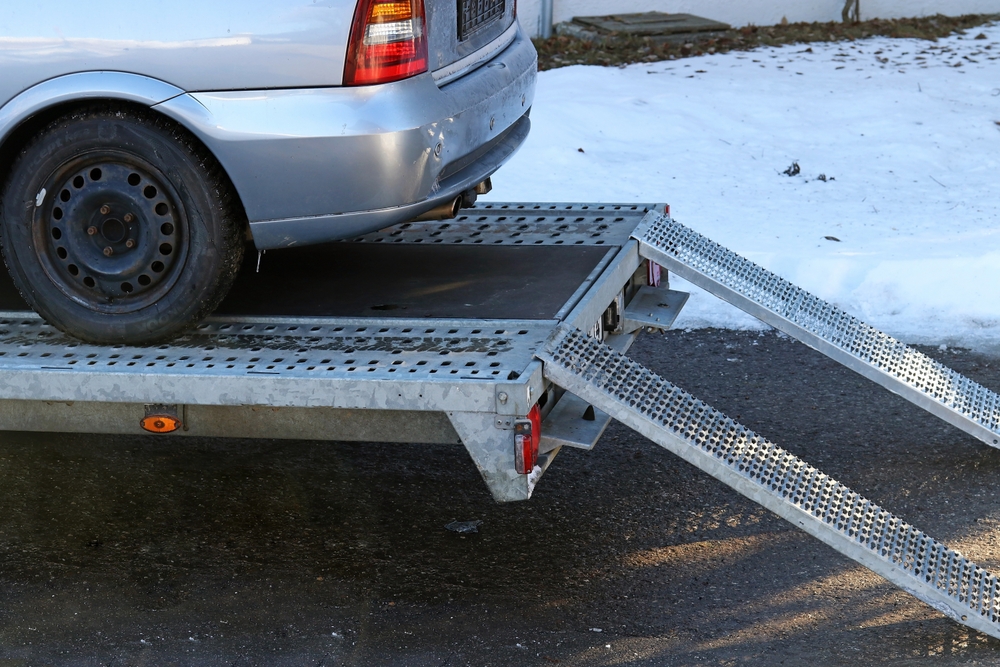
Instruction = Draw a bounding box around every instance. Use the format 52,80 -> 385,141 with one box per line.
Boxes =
647,261 -> 662,287
514,405 -> 541,474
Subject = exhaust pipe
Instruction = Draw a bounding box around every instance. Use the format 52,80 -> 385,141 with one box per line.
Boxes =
411,180 -> 492,222
413,196 -> 461,222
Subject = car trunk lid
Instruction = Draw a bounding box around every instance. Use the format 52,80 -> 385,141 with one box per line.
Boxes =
425,0 -> 516,75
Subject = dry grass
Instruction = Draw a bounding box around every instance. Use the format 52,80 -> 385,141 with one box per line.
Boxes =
534,13 -> 1000,70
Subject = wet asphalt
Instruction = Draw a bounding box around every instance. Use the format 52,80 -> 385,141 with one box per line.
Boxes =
2,328 -> 1000,666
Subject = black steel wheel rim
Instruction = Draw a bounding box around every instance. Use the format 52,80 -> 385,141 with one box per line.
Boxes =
34,151 -> 188,314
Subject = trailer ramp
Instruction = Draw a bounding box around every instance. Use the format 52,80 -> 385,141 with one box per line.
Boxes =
632,212 -> 1000,449
537,324 -> 1000,639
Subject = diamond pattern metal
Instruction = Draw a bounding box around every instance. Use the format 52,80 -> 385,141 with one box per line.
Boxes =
633,213 -> 1000,448
538,324 -> 1000,639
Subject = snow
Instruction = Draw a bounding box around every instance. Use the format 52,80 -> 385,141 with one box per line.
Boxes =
486,24 -> 1000,352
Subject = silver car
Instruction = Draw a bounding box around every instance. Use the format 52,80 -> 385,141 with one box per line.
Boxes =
0,1 -> 536,343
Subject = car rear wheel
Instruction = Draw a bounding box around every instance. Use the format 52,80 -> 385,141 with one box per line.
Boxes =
0,104 -> 245,344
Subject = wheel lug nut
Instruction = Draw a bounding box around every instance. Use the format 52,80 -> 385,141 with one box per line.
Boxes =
125,239 -> 135,249
100,205 -> 110,215
124,213 -> 134,223
103,246 -> 113,257
87,226 -> 98,236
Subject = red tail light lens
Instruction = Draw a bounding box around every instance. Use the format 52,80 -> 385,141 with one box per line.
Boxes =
514,405 -> 542,475
344,0 -> 428,86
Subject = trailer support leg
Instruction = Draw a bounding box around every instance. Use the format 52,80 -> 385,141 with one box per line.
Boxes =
449,411 -> 559,502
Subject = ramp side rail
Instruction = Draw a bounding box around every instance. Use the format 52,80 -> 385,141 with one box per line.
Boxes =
633,212 -> 1000,449
538,324 -> 1000,640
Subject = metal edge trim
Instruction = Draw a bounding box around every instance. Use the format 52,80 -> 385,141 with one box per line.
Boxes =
432,21 -> 519,86
565,241 -> 642,332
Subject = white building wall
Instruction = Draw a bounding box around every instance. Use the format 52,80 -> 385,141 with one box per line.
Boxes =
518,0 -> 1000,37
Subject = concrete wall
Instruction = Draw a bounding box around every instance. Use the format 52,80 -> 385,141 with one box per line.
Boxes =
518,0 -> 1000,37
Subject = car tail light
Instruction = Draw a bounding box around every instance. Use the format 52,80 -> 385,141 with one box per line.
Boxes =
514,405 -> 541,474
344,0 -> 428,86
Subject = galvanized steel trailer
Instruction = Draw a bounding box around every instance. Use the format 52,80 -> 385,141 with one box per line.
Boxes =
0,203 -> 681,503
3,202 -> 1000,638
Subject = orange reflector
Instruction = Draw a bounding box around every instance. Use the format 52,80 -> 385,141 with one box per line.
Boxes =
369,1 -> 412,22
141,413 -> 181,434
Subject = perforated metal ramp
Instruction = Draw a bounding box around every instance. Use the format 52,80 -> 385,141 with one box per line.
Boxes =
537,324 -> 1000,639
632,213 -> 1000,449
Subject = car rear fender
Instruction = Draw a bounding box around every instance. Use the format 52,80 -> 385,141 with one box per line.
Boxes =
0,71 -> 184,150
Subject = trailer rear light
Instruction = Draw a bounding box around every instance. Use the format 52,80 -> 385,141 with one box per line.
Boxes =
647,261 -> 662,287
514,404 -> 541,474
344,0 -> 428,86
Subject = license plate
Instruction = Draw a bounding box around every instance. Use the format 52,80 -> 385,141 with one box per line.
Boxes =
458,0 -> 505,41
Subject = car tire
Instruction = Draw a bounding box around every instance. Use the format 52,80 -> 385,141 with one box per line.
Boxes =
0,104 -> 245,344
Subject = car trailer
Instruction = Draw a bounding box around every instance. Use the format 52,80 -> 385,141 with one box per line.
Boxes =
1,202 -> 1000,638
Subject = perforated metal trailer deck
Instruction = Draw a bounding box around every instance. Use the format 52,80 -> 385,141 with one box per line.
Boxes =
3,202 -> 1000,639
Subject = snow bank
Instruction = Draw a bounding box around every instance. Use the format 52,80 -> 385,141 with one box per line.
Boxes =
486,24 -> 1000,351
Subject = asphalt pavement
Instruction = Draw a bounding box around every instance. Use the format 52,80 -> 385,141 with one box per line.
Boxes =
2,329 -> 1000,666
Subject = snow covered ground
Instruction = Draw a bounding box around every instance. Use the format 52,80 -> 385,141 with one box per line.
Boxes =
487,23 -> 1000,352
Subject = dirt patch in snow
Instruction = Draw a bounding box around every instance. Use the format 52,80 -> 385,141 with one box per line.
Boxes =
535,13 -> 999,70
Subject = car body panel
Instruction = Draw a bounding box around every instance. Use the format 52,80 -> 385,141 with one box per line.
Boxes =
0,2 -> 536,250
0,72 -> 184,146
155,27 -> 536,248
245,115 -> 529,249
425,0 -> 515,72
0,1 -> 353,96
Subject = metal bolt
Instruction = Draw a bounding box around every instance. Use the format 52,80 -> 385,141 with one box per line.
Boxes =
103,246 -> 113,257
490,116 -> 496,131
434,143 -> 443,157
87,226 -> 98,236
125,239 -> 135,249
100,205 -> 110,215
498,391 -> 509,404
123,213 -> 134,223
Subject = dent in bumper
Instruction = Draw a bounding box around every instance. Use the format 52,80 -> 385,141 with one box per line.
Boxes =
153,26 -> 537,248
247,113 -> 530,249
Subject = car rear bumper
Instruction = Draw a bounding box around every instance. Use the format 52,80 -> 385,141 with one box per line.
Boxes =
155,23 -> 537,250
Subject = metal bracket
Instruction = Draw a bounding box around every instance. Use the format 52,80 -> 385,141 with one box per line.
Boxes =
539,391 -> 611,452
449,410 -> 560,502
494,361 -> 545,415
622,287 -> 690,333
494,416 -> 515,430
